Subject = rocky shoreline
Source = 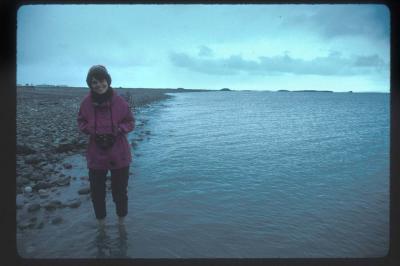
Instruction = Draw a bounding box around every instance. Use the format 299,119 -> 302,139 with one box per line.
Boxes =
16,86 -> 174,231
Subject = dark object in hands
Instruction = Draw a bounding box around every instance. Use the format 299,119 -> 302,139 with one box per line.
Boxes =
95,134 -> 116,150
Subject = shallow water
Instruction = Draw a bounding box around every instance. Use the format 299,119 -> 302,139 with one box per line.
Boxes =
17,91 -> 389,258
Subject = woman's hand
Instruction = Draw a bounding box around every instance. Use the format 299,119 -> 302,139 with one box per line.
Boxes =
112,125 -> 123,136
78,107 -> 95,135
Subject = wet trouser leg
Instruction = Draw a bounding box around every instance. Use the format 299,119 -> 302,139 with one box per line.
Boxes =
110,166 -> 130,218
89,169 -> 108,220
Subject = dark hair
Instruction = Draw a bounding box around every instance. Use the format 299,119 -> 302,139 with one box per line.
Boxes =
86,65 -> 112,89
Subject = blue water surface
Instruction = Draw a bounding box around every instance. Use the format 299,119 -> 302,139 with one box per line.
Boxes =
17,91 -> 390,258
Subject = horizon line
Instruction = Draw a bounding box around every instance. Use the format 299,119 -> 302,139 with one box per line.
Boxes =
16,84 -> 389,93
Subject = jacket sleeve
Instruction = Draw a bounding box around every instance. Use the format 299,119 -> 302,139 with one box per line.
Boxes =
118,104 -> 135,134
77,105 -> 94,135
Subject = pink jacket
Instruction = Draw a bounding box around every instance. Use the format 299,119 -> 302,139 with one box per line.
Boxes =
77,90 -> 135,170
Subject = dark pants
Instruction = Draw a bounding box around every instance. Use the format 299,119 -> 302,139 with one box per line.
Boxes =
89,166 -> 129,220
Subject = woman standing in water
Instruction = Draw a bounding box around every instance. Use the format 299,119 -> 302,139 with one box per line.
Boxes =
77,65 -> 135,227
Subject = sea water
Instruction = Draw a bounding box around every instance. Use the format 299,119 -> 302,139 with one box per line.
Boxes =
17,91 -> 389,258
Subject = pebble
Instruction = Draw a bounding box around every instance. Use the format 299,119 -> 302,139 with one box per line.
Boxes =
63,163 -> 72,169
16,144 -> 36,155
28,174 -> 43,181
33,181 -> 53,190
27,203 -> 41,212
44,200 -> 62,211
16,197 -> 25,209
36,221 -> 44,229
16,177 -> 25,186
39,190 -> 49,198
56,176 -> 71,186
18,220 -> 36,230
24,186 -> 32,193
21,177 -> 31,185
24,155 -> 41,165
42,164 -> 54,173
51,216 -> 63,225
37,161 -> 47,168
64,199 -> 81,208
16,187 -> 23,194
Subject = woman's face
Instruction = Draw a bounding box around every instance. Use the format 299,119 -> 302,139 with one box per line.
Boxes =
91,77 -> 109,94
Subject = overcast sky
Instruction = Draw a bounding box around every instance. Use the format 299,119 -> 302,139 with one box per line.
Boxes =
17,4 -> 390,92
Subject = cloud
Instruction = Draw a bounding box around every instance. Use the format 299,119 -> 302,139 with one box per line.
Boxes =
198,45 -> 214,57
353,54 -> 385,67
280,5 -> 389,41
169,50 -> 388,76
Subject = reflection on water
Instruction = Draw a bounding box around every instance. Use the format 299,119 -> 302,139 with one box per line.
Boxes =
94,223 -> 129,258
116,224 -> 128,258
95,226 -> 110,258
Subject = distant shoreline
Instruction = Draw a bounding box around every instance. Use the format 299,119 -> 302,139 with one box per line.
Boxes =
16,85 -> 389,94
17,85 -> 213,94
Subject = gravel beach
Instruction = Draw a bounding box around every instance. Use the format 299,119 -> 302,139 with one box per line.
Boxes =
16,86 -> 204,232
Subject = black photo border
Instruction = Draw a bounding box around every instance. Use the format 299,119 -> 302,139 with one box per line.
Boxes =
2,0 -> 399,265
